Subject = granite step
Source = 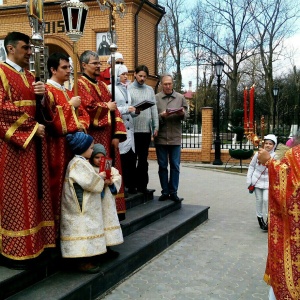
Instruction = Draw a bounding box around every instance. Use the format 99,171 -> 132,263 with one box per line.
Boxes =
6,204 -> 209,300
0,192 -> 185,299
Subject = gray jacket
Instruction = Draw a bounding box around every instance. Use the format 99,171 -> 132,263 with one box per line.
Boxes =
154,90 -> 188,145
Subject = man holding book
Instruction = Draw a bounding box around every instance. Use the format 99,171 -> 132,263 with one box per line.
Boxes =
154,74 -> 188,202
128,65 -> 159,194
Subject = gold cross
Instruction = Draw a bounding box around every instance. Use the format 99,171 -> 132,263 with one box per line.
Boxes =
291,228 -> 300,248
289,203 -> 300,222
270,226 -> 279,244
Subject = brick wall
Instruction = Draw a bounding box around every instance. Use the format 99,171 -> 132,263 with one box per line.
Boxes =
0,1 -> 163,89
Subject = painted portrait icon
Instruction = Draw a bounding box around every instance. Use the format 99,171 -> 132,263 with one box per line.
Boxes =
29,0 -> 43,24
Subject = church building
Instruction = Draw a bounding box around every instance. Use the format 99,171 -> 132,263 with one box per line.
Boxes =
0,0 -> 165,87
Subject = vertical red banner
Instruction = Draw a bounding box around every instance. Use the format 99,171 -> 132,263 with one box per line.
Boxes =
244,88 -> 248,132
249,85 -> 255,131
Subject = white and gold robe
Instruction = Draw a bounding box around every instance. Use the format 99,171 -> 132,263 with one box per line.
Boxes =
60,156 -> 123,258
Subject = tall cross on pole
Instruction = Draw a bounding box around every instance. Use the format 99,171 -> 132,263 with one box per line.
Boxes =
27,0 -> 45,200
96,0 -> 126,103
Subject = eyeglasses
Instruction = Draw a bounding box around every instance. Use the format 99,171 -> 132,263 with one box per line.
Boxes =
88,62 -> 102,66
115,61 -> 124,64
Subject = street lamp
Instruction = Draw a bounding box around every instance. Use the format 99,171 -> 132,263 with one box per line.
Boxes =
273,85 -> 279,134
213,60 -> 224,165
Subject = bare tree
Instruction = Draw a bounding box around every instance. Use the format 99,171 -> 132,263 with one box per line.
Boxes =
248,0 -> 299,129
188,0 -> 258,113
157,0 -> 188,91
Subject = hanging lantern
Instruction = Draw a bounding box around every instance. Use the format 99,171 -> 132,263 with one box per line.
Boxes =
61,0 -> 89,42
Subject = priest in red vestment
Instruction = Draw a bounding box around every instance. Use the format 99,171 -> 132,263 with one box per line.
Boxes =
258,145 -> 300,299
0,32 -> 56,269
78,50 -> 127,220
44,53 -> 90,231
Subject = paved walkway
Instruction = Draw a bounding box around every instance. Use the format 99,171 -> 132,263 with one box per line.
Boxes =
100,161 -> 269,300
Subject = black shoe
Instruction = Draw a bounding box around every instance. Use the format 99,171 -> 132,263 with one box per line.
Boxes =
105,247 -> 120,259
159,194 -> 169,201
169,194 -> 183,202
97,247 -> 119,262
137,188 -> 150,194
128,188 -> 137,194
257,217 -> 268,231
77,262 -> 100,274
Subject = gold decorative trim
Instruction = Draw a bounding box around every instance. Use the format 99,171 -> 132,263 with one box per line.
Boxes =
0,67 -> 12,100
5,113 -> 29,142
57,105 -> 67,134
1,244 -> 56,261
13,100 -> 36,106
1,220 -> 55,237
23,122 -> 39,149
104,226 -> 121,231
61,233 -> 105,241
47,90 -> 55,107
93,106 -> 102,126
115,117 -> 123,122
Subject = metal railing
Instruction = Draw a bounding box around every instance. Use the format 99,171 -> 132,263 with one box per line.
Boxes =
180,121 -> 290,149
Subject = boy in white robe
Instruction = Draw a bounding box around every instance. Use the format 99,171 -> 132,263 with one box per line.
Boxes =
60,132 -> 123,273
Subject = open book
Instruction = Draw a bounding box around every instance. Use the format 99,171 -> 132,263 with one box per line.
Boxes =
99,156 -> 112,178
166,107 -> 184,115
133,100 -> 155,111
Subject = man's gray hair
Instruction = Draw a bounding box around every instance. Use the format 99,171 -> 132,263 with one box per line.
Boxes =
79,50 -> 99,64
160,73 -> 173,84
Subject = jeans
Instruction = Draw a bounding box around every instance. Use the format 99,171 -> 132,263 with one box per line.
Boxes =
254,188 -> 268,218
155,144 -> 181,196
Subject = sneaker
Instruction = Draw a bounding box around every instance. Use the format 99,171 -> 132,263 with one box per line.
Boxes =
158,194 -> 169,201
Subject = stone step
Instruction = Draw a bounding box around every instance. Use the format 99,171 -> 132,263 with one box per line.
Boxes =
121,195 -> 181,237
0,192 -> 183,299
125,189 -> 155,209
6,204 -> 209,300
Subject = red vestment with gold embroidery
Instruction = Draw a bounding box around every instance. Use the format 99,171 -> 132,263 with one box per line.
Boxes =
0,63 -> 55,260
77,75 -> 127,217
44,84 -> 90,230
264,145 -> 300,299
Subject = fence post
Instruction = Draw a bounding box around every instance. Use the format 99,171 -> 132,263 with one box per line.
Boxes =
201,107 -> 213,163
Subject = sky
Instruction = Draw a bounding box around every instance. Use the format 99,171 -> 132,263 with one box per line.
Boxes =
182,0 -> 300,91
181,32 -> 300,92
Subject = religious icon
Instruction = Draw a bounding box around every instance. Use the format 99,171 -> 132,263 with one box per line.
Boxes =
96,32 -> 111,56
29,0 -> 43,24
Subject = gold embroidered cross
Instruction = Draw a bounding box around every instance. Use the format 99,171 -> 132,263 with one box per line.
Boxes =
289,203 -> 300,222
270,226 -> 279,244
291,228 -> 300,247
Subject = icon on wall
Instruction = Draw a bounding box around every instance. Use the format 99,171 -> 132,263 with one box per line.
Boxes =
96,32 -> 111,56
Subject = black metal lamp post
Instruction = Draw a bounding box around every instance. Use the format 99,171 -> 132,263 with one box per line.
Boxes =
273,85 -> 279,134
213,60 -> 224,165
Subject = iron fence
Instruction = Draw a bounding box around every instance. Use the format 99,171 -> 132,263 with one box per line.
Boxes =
181,118 -> 291,149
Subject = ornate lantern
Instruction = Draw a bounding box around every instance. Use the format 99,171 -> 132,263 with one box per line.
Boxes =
61,0 -> 89,95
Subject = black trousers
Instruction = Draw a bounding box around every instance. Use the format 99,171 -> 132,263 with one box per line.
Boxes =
134,132 -> 151,190
120,148 -> 137,190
